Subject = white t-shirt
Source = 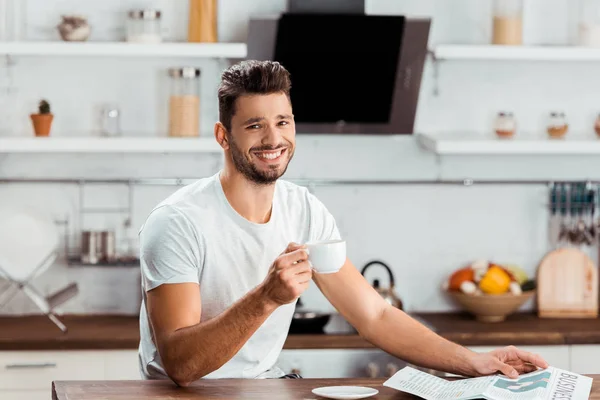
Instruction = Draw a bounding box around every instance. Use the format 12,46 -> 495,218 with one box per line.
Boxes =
138,171 -> 340,380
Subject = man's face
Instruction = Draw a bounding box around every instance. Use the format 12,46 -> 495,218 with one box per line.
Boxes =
226,92 -> 295,185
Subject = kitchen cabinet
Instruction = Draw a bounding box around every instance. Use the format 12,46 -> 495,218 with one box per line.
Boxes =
104,350 -> 141,380
468,345 -> 571,371
0,350 -> 136,399
570,345 -> 600,374
277,349 -> 407,378
2,390 -> 48,400
0,351 -> 104,390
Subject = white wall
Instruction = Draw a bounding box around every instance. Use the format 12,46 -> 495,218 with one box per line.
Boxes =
0,0 -> 598,316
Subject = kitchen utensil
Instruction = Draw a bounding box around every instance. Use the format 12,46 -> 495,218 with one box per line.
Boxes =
537,247 -> 598,318
81,230 -> 116,264
447,290 -> 535,323
81,231 -> 101,264
0,202 -> 77,332
306,239 -> 346,274
549,183 -> 558,248
360,260 -> 403,310
289,297 -> 331,334
311,386 -> 378,400
586,185 -> 596,241
100,231 -> 116,263
0,201 -> 59,281
570,183 -> 584,245
57,15 -> 91,41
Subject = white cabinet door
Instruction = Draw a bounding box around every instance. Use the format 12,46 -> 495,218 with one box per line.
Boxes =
278,349 -> 408,378
104,350 -> 142,380
1,390 -> 48,400
468,346 -> 570,371
0,351 -> 105,390
570,345 -> 600,374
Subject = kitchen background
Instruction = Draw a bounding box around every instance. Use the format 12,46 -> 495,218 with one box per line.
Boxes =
1,0 -> 599,319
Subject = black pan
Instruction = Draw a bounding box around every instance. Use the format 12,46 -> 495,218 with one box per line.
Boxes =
288,298 -> 331,334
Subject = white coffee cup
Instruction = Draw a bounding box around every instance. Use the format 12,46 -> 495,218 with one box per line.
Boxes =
305,239 -> 346,274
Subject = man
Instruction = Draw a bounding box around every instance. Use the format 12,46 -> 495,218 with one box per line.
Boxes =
138,60 -> 548,386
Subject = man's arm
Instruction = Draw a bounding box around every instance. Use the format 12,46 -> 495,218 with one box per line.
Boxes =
313,258 -> 548,378
146,243 -> 311,386
146,282 -> 276,386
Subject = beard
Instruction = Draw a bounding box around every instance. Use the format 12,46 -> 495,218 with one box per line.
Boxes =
228,134 -> 294,185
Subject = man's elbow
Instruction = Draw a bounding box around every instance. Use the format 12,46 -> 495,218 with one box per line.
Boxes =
164,363 -> 199,387
356,303 -> 391,342
163,354 -> 214,386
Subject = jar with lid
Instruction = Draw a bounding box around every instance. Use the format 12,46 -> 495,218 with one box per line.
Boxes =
494,111 -> 517,138
492,0 -> 523,45
168,67 -> 200,137
127,10 -> 162,43
579,0 -> 600,47
547,112 -> 568,138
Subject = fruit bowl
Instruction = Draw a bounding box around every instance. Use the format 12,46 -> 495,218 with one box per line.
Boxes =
446,290 -> 535,323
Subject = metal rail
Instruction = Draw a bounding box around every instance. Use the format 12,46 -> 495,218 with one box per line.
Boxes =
0,178 -> 589,186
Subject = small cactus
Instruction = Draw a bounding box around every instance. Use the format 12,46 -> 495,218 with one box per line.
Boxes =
38,100 -> 51,114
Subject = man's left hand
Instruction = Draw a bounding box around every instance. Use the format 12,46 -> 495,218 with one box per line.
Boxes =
468,346 -> 549,379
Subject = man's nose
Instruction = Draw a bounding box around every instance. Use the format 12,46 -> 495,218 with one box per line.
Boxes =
261,125 -> 282,146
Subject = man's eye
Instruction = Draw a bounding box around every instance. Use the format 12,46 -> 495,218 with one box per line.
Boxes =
278,121 -> 289,126
247,124 -> 260,129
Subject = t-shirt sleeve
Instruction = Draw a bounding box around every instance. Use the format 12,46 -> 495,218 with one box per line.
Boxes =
139,205 -> 202,292
306,192 -> 342,242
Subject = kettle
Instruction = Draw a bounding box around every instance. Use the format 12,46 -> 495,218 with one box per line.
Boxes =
361,260 -> 403,310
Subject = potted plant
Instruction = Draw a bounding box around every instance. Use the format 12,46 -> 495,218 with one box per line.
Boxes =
30,100 -> 54,137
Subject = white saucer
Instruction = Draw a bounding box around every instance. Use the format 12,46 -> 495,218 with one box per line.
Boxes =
311,386 -> 379,400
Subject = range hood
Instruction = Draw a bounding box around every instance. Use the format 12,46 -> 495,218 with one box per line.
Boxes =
247,13 -> 431,135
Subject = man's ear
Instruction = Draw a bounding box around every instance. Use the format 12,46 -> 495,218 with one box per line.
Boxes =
214,122 -> 230,150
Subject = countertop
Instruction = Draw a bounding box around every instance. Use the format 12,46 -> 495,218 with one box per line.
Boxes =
5,312 -> 600,351
51,377 -> 600,400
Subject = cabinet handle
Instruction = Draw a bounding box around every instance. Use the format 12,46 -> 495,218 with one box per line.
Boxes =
6,362 -> 57,369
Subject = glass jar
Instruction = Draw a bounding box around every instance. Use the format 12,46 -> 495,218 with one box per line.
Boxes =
494,111 -> 517,138
492,0 -> 523,45
168,67 -> 200,137
547,112 -> 568,138
579,0 -> 600,47
100,104 -> 121,137
127,10 -> 162,43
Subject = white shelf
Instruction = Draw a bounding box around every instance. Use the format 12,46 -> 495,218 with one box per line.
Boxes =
433,45 -> 600,61
0,137 -> 223,153
417,133 -> 600,155
0,41 -> 247,58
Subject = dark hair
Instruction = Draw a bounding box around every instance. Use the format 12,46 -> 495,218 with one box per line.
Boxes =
218,60 -> 291,132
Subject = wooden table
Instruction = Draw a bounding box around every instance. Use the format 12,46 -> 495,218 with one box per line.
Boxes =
52,376 -> 600,399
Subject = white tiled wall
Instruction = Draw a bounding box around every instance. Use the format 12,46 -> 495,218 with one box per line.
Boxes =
0,0 -> 598,315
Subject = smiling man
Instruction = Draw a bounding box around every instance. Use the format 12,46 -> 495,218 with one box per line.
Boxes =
138,60 -> 548,386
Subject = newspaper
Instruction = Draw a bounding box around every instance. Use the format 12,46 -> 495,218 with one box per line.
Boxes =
383,366 -> 593,400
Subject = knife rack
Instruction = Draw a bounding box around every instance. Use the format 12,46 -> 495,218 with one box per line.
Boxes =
539,182 -> 600,318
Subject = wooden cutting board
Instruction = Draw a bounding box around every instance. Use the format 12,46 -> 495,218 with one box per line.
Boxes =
537,247 -> 598,318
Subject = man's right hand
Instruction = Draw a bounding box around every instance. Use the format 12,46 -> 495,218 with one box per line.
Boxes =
260,243 -> 312,306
